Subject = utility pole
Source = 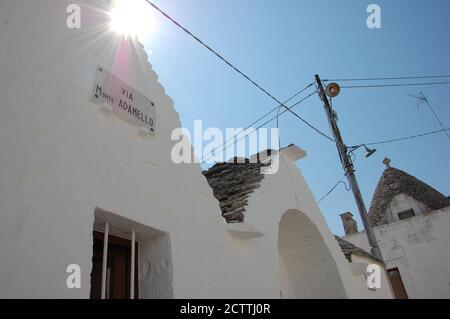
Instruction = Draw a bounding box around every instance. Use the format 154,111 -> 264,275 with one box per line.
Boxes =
315,74 -> 383,262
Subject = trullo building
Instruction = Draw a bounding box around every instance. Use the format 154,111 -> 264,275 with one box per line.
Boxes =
341,159 -> 450,299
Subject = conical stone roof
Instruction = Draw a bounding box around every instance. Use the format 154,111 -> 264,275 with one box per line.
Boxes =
368,167 -> 449,227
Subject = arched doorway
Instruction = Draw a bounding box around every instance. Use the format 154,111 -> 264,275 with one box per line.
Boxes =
278,209 -> 347,298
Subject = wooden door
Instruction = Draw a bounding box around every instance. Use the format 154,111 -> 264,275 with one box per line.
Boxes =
388,268 -> 408,299
90,231 -> 138,299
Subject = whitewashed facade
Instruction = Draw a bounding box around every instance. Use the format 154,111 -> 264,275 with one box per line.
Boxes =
0,0 -> 391,299
342,163 -> 450,298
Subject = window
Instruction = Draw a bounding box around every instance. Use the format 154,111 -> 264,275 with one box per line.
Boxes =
92,208 -> 174,298
398,209 -> 415,220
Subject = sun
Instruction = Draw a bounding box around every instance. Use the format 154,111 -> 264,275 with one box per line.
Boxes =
110,0 -> 155,39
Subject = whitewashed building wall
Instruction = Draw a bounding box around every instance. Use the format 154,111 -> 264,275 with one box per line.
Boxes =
344,206 -> 450,298
0,0 -> 389,299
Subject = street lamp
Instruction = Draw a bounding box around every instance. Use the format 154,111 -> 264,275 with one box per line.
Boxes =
316,74 -> 383,261
349,144 -> 377,158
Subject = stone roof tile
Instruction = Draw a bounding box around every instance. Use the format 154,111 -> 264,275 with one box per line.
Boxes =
368,167 -> 449,227
334,236 -> 381,263
202,158 -> 270,223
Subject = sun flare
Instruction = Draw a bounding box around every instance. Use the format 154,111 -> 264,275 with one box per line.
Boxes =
110,0 -> 155,39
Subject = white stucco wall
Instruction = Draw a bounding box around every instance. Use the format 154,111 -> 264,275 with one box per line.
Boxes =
0,0 -> 225,298
0,0 -> 385,299
241,150 -> 390,298
344,207 -> 450,298
348,254 -> 393,299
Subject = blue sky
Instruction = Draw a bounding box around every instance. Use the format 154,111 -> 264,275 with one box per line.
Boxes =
140,0 -> 450,235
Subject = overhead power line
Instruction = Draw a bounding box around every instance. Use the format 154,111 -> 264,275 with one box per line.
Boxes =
317,179 -> 350,204
144,0 -> 333,143
144,1 -> 449,165
144,0 -> 274,103
317,128 -> 450,204
340,81 -> 450,89
323,75 -> 450,82
201,91 -> 317,164
199,83 -> 314,163
355,128 -> 450,147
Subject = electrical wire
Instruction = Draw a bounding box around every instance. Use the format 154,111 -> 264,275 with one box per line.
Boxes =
276,105 -> 283,147
199,83 -> 314,163
318,128 -> 450,203
323,75 -> 450,82
349,150 -> 357,165
276,83 -> 329,147
319,128 -> 450,203
143,1 -> 450,163
317,179 -> 350,204
144,0 -> 333,144
201,91 -> 317,164
354,128 -> 450,147
340,81 -> 450,89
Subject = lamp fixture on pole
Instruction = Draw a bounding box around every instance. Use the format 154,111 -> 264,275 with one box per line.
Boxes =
349,144 -> 377,158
